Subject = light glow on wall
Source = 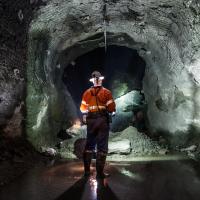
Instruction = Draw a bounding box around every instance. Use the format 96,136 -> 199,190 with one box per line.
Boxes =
32,98 -> 48,130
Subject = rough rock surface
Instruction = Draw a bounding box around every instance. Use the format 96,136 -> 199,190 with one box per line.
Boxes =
1,0 -> 200,154
3,0 -> 200,187
59,126 -> 163,160
108,139 -> 131,154
26,0 -> 200,149
0,136 -> 45,187
109,126 -> 162,156
0,0 -> 46,136
0,0 -> 48,186
111,90 -> 146,131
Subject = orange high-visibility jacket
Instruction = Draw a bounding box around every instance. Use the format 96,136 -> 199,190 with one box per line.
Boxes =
80,86 -> 116,113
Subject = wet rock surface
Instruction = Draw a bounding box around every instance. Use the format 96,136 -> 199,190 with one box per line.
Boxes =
0,158 -> 200,200
0,136 -> 46,187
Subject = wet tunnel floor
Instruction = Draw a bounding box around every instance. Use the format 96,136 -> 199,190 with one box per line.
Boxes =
0,156 -> 200,200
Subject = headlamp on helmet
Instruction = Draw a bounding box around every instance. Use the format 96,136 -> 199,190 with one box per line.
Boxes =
89,71 -> 104,82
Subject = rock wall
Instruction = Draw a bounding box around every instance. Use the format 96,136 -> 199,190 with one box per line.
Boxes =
0,0 -> 47,137
0,0 -> 200,153
26,0 -> 200,149
0,0 -> 49,186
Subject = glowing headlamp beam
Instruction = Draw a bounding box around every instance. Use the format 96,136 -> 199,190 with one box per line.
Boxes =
89,77 -> 104,82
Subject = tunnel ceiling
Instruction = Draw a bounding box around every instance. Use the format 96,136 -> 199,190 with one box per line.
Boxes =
25,0 -> 200,149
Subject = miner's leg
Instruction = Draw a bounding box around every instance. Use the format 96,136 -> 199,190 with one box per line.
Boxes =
83,150 -> 93,177
83,118 -> 97,177
96,151 -> 110,179
96,116 -> 110,179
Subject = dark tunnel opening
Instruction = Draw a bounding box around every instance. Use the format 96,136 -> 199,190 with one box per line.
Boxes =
60,45 -> 148,137
62,45 -> 146,118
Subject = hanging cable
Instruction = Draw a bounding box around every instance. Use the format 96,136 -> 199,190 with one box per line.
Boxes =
104,19 -> 107,53
103,0 -> 108,53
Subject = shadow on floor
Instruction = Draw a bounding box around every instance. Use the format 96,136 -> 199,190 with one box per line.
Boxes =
96,179 -> 119,200
55,178 -> 87,200
55,177 -> 119,200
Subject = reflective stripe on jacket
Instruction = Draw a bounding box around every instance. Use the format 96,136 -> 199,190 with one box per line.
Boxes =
80,86 -> 116,113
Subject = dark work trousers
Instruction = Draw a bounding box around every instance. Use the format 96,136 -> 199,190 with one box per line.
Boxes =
85,113 -> 109,153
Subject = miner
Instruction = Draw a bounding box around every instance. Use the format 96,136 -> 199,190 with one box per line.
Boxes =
80,70 -> 116,179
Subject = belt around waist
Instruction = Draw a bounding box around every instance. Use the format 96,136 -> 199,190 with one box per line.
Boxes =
87,111 -> 107,117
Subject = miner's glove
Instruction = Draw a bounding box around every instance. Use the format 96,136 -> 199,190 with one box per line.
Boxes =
112,112 -> 116,117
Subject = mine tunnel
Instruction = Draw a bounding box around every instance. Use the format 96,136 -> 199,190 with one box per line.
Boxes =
62,45 -> 146,131
1,0 -> 200,200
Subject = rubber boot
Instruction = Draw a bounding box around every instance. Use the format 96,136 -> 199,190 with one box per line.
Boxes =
96,152 -> 110,179
83,151 -> 93,177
